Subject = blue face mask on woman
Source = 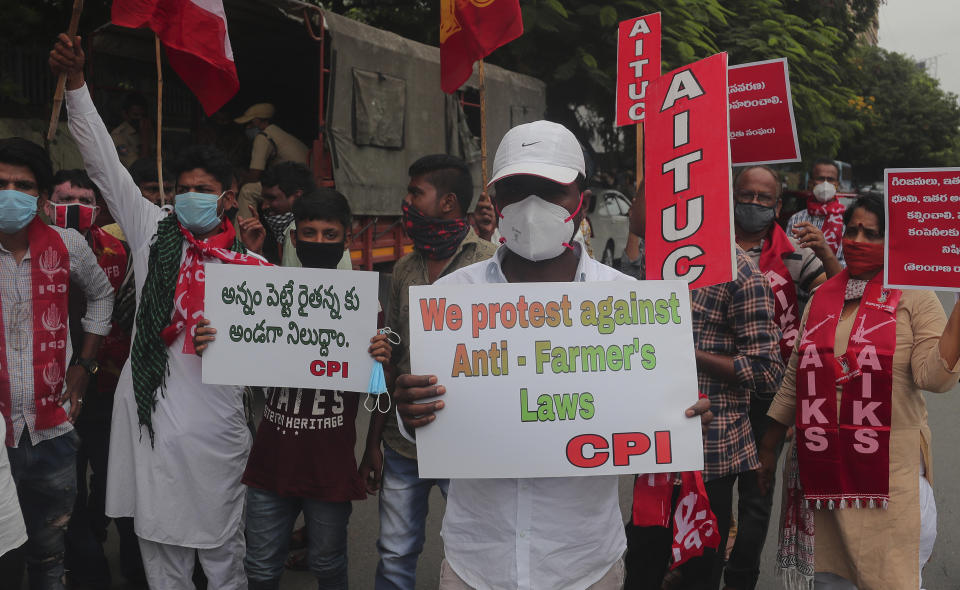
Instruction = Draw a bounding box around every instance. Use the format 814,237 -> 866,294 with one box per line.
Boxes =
174,191 -> 224,234
0,189 -> 38,234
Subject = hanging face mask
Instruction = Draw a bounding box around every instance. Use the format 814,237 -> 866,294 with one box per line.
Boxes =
295,240 -> 345,269
734,202 -> 776,234
365,327 -> 401,414
263,211 -> 295,242
812,181 -> 837,203
49,202 -> 98,233
498,194 -> 582,261
0,190 -> 38,234
401,201 -> 469,260
174,191 -> 223,234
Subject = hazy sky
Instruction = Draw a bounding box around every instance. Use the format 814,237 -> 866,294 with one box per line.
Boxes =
878,1 -> 960,97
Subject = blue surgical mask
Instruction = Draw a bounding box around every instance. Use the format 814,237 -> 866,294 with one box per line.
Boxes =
0,190 -> 38,234
174,191 -> 223,234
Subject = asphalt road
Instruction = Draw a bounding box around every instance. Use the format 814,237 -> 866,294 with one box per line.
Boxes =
95,293 -> 960,589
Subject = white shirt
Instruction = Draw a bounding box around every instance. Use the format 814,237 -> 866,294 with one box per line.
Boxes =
67,85 -> 255,547
0,420 -> 26,557
404,245 -> 628,590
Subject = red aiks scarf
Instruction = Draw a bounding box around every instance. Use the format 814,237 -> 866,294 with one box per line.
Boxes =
0,218 -> 71,445
632,471 -> 720,568
796,271 -> 899,509
804,193 -> 845,255
90,226 -> 130,394
759,224 -> 800,362
160,220 -> 270,354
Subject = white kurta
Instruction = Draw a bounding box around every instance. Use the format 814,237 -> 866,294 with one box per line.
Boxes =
67,85 -> 252,548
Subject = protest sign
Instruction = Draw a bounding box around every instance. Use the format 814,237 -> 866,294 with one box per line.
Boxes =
644,53 -> 735,289
728,58 -> 801,166
409,280 -> 703,479
884,167 -> 960,291
615,12 -> 661,127
201,265 -> 380,391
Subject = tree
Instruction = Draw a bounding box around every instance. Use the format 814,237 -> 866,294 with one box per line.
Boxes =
838,46 -> 960,181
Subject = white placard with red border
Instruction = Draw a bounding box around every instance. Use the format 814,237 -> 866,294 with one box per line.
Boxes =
884,167 -> 960,291
409,280 -> 704,479
202,265 -> 380,391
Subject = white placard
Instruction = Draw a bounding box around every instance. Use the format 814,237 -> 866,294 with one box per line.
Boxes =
409,280 -> 703,479
202,265 -> 379,391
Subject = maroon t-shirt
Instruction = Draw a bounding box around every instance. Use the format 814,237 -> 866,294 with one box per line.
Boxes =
243,387 -> 366,502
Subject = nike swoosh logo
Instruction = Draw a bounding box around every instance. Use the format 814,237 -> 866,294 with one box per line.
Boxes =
521,141 -> 541,147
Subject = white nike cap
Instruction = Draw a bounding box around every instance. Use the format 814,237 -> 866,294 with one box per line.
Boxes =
489,120 -> 585,186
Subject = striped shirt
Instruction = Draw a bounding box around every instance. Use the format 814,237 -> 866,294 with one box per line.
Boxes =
2,226 -> 113,447
786,208 -> 846,264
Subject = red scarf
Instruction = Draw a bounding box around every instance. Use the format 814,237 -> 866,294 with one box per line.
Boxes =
0,218 -> 71,445
796,271 -> 898,509
160,220 -> 271,354
90,226 -> 130,394
758,225 -> 800,362
632,471 -> 720,568
804,193 -> 845,255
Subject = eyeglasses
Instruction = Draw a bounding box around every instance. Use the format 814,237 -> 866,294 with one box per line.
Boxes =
733,189 -> 777,207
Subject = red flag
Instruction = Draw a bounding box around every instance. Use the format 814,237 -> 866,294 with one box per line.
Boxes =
440,0 -> 523,94
112,0 -> 239,115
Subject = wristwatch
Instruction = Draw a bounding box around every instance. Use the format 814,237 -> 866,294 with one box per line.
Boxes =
72,357 -> 100,377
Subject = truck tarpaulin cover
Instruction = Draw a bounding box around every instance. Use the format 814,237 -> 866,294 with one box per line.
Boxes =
323,12 -> 544,216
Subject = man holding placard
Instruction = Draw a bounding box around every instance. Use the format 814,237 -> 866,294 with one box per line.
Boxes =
53,34 -> 270,588
394,121 -> 713,589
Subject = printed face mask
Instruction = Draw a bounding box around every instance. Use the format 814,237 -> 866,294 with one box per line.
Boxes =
295,240 -> 345,269
498,194 -> 581,261
49,202 -> 98,233
263,211 -> 295,243
401,200 -> 469,260
174,191 -> 223,234
734,202 -> 777,234
0,190 -> 38,234
812,181 -> 837,203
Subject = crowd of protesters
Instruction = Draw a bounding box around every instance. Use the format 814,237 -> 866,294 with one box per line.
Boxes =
0,31 -> 956,590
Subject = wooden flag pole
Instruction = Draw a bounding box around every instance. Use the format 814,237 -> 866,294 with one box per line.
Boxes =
155,34 -> 165,206
47,0 -> 84,143
636,122 -> 644,187
479,59 -> 489,189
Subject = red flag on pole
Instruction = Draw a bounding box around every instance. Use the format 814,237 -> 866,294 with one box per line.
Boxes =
112,0 -> 239,115
440,0 -> 523,94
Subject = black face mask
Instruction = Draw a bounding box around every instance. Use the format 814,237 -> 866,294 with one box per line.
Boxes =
734,202 -> 777,234
295,240 -> 345,269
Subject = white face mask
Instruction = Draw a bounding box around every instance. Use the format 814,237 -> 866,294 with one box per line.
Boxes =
498,194 -> 581,261
812,181 -> 836,203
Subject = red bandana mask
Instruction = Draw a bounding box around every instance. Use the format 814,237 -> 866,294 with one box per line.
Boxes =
841,239 -> 883,277
49,202 -> 98,234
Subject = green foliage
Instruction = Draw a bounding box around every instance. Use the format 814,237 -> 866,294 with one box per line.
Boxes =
838,46 -> 960,180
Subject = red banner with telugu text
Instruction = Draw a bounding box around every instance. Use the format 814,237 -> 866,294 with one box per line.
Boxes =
728,58 -> 801,166
644,53 -> 735,290
615,12 -> 661,127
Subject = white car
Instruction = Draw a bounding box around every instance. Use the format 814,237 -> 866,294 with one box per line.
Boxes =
584,189 -> 632,267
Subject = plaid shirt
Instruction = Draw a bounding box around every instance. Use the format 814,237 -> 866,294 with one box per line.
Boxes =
692,247 -> 783,480
1,226 -> 114,447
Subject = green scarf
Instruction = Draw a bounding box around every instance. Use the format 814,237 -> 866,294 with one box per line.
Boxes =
130,215 -> 245,444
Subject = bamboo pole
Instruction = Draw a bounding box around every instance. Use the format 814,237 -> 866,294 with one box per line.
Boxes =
636,122 -> 644,187
155,34 -> 165,206
47,0 -> 84,143
478,60 -> 488,189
